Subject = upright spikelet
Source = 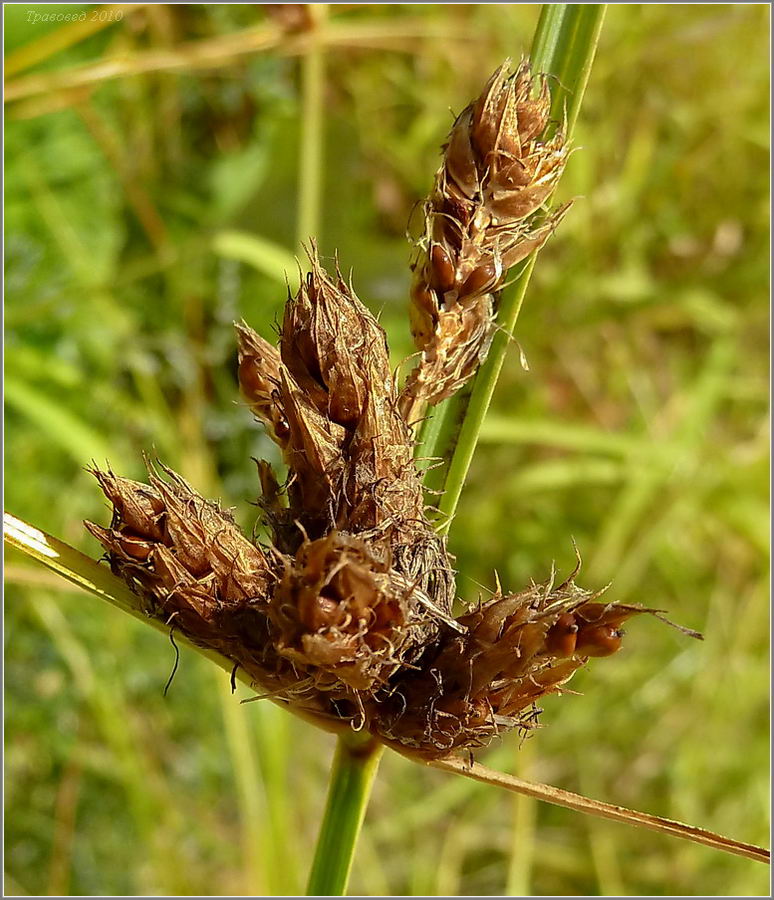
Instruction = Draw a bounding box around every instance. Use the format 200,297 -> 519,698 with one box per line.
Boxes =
399,59 -> 570,423
239,249 -> 424,542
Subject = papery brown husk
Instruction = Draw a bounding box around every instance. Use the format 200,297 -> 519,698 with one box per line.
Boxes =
370,572 -> 661,758
399,59 -> 571,423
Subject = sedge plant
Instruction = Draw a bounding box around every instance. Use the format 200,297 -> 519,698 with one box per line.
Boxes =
4,4 -> 770,897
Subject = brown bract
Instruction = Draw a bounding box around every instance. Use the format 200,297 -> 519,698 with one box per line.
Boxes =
400,59 -> 571,423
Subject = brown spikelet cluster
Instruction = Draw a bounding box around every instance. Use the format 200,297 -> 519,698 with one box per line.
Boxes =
400,59 -> 571,423
376,571 -> 669,758
86,65 -> 700,760
238,253 -> 426,545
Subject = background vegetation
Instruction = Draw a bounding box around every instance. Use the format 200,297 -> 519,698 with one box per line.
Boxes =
5,3 -> 769,895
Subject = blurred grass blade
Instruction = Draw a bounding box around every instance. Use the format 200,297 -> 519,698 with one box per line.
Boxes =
213,230 -> 299,288
5,377 -> 124,470
430,756 -> 770,865
4,4 -> 137,77
306,736 -> 384,896
422,4 -> 607,531
296,4 -> 327,252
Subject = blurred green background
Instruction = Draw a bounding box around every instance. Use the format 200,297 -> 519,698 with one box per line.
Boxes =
4,3 -> 769,896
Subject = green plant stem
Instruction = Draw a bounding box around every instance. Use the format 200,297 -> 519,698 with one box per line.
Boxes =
296,4 -> 327,253
306,734 -> 384,896
421,4 -> 607,531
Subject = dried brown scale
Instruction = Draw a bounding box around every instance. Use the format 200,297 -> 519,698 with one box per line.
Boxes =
236,321 -> 289,448
399,59 -> 571,423
369,578 -> 665,759
270,532 -> 437,694
85,68 -> 702,760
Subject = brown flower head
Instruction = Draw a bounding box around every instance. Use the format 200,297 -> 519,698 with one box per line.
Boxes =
85,68 -> 701,760
400,59 -> 571,422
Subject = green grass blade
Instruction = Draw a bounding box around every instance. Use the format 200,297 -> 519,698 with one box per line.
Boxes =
4,377 -> 125,471
5,512 -> 143,617
306,735 -> 384,896
422,4 -> 607,532
213,230 -> 299,288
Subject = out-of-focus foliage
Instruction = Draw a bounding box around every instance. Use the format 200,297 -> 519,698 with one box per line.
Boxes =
4,4 -> 769,896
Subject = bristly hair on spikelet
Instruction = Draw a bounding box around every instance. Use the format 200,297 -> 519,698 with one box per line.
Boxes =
399,58 -> 571,425
85,65 -> 702,761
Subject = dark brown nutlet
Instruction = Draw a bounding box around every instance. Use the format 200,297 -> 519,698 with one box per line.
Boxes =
545,612 -> 579,657
576,623 -> 625,657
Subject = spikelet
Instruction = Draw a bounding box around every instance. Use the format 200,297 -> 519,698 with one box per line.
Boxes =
371,564 -> 677,758
83,464 -> 299,700
399,59 -> 571,423
239,248 -> 427,544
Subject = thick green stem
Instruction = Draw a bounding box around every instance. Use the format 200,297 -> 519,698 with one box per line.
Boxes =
306,734 -> 384,896
421,4 -> 607,531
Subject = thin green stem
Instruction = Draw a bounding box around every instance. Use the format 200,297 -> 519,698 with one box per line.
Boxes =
421,4 -> 607,532
296,4 -> 327,254
306,734 -> 384,896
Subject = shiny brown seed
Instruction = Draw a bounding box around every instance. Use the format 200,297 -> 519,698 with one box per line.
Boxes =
430,242 -> 456,293
545,612 -> 579,657
575,624 -> 624,657
460,260 -> 499,296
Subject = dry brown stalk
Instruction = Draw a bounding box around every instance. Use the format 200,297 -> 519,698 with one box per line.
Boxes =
4,20 -> 470,106
87,242 -> 700,759
399,59 -> 570,425
429,756 -> 771,864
